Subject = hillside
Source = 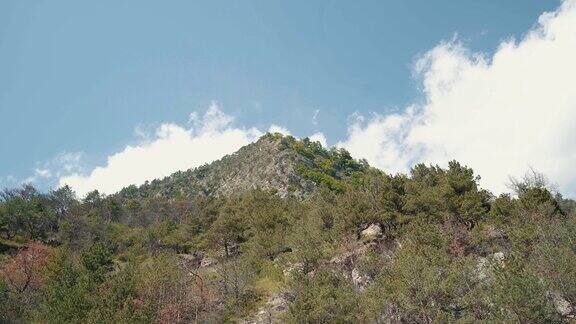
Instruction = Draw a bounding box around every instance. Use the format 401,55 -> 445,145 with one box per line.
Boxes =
1,135 -> 576,323
116,133 -> 368,200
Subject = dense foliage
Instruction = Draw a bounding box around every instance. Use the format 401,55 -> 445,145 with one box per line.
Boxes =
1,136 -> 576,323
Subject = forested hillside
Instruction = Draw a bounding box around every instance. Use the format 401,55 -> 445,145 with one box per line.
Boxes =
115,133 -> 367,201
1,134 -> 576,323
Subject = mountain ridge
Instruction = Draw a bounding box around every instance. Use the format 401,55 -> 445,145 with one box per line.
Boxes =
115,133 -> 368,200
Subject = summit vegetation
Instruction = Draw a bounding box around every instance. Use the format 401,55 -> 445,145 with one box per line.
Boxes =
1,133 -> 576,323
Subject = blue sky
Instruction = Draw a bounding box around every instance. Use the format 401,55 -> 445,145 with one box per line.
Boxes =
3,0 -> 575,196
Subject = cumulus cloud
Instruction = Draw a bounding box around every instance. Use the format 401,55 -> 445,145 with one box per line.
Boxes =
309,132 -> 328,147
339,0 -> 576,196
268,124 -> 291,135
59,102 -> 262,196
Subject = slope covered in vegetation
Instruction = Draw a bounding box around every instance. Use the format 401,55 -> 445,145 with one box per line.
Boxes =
1,134 -> 576,323
116,133 -> 367,201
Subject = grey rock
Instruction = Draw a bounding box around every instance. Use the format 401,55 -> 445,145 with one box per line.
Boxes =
351,268 -> 369,291
551,293 -> 573,317
200,257 -> 216,268
283,262 -> 304,277
361,223 -> 383,242
476,252 -> 505,281
243,292 -> 295,324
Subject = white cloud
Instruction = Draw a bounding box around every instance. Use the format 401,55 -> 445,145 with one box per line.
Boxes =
339,0 -> 576,196
268,124 -> 291,135
339,109 -> 420,175
309,132 -> 328,147
34,169 -> 51,178
22,169 -> 52,184
16,153 -> 83,186
59,102 -> 263,197
312,109 -> 320,126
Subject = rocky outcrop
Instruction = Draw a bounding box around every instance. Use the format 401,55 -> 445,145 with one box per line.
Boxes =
360,223 -> 382,242
476,252 -> 505,281
200,256 -> 216,268
178,252 -> 217,269
282,262 -> 304,277
351,268 -> 370,291
243,292 -> 294,324
550,293 -> 574,317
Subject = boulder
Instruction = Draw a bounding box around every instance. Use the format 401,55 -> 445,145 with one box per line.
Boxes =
486,226 -> 506,239
283,262 -> 304,277
243,292 -> 294,323
551,293 -> 573,317
492,252 -> 505,263
200,257 -> 216,268
351,268 -> 369,291
476,252 -> 505,281
177,253 -> 202,268
360,223 -> 382,242
178,253 -> 217,269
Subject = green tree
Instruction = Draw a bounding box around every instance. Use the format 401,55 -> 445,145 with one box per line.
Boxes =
39,250 -> 91,323
81,242 -> 113,284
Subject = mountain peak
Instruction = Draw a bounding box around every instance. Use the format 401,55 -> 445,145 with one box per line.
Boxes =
116,133 -> 368,200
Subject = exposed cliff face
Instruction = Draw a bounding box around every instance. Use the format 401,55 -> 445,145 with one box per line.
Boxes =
116,133 -> 365,200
